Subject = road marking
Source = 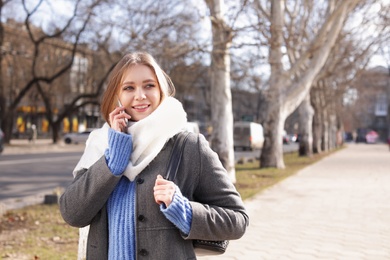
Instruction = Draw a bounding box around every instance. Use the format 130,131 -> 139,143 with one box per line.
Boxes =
0,156 -> 80,166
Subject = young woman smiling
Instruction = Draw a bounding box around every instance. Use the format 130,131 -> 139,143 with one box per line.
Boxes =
60,52 -> 248,260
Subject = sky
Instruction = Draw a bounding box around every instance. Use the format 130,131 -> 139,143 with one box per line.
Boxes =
369,54 -> 389,69
3,0 -> 388,70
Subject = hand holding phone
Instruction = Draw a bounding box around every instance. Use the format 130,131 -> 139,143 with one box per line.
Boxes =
117,98 -> 129,125
117,96 -> 129,132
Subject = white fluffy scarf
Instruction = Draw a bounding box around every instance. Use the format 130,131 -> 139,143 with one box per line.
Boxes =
75,97 -> 187,260
73,97 -> 187,181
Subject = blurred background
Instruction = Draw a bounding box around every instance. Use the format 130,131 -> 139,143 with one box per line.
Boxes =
0,0 -> 389,177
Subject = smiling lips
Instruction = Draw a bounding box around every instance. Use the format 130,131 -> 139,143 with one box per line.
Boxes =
133,104 -> 150,112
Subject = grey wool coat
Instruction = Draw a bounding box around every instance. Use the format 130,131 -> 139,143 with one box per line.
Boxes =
60,132 -> 249,260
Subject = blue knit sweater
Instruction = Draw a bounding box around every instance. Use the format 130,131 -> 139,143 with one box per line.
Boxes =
105,128 -> 192,259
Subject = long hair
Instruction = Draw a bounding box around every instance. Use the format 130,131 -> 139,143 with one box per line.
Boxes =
101,52 -> 175,124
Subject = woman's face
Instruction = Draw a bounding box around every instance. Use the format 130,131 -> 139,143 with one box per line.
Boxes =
117,64 -> 161,122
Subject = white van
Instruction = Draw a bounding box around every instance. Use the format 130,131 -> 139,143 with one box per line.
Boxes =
234,121 -> 264,150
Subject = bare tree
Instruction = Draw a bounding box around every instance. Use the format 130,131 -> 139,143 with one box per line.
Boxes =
308,0 -> 389,153
303,0 -> 390,155
0,0 -> 106,143
203,0 -> 237,181
249,0 -> 364,168
310,47 -> 367,152
297,93 -> 314,156
0,0 -> 14,134
26,0 -> 108,143
1,0 -> 204,144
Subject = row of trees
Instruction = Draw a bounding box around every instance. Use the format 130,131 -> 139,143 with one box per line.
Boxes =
1,0 -> 389,181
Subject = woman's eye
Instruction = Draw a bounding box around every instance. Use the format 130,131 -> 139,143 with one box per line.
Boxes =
145,84 -> 155,88
123,85 -> 134,91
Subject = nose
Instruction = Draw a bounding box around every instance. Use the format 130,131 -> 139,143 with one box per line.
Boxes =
135,87 -> 146,100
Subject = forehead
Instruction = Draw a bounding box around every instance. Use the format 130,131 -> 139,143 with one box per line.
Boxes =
122,64 -> 157,82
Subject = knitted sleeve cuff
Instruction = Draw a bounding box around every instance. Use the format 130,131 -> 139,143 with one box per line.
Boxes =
160,186 -> 192,235
104,128 -> 132,176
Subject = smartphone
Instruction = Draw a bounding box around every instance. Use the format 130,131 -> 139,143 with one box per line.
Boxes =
117,98 -> 129,125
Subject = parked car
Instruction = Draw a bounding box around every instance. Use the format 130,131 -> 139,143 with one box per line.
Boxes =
63,129 -> 94,144
234,121 -> 264,150
0,128 -> 4,154
355,128 -> 368,143
344,132 -> 354,142
365,130 -> 379,144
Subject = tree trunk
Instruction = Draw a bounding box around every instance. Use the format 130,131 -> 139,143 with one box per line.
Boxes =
312,111 -> 322,154
260,100 -> 287,168
205,0 -> 236,182
298,93 -> 314,156
311,87 -> 323,154
260,0 -> 286,169
0,0 -> 7,142
329,114 -> 337,150
336,116 -> 344,147
52,122 -> 60,144
321,109 -> 329,152
2,111 -> 14,143
259,0 -> 359,168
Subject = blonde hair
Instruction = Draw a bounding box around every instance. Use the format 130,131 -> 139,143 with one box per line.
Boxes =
101,52 -> 175,124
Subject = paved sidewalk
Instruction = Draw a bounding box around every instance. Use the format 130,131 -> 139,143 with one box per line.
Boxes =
200,143 -> 390,260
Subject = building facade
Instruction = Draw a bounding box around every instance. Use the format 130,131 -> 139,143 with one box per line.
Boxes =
1,19 -> 100,138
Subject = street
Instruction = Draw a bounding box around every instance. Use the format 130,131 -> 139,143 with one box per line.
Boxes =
0,151 -> 82,214
0,152 -> 82,201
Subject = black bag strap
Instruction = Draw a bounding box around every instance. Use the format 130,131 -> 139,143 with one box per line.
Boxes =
165,132 -> 190,181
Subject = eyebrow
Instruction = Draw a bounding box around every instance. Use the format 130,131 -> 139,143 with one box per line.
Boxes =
121,79 -> 157,85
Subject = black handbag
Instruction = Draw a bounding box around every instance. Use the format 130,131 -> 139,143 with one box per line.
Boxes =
165,132 -> 229,256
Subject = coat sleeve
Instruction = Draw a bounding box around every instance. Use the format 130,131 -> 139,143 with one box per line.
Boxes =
183,133 -> 249,241
59,156 -> 121,227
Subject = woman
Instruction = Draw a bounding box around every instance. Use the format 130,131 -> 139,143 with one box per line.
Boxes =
60,52 -> 248,260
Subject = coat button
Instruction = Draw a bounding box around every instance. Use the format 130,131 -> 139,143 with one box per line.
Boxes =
139,249 -> 148,256
138,215 -> 146,222
136,178 -> 144,184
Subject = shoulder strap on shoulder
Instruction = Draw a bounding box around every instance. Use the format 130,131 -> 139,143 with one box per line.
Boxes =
165,132 -> 190,181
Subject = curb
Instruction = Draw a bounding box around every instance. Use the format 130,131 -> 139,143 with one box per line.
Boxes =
2,139 -> 85,155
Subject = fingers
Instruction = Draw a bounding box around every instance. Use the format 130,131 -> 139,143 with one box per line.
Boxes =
109,107 -> 131,132
154,174 -> 175,207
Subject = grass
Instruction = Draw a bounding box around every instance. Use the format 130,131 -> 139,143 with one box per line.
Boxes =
0,204 -> 78,260
0,150 -> 335,259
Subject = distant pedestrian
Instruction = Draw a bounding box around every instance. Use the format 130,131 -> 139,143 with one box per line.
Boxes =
29,124 -> 37,143
387,136 -> 390,151
59,51 -> 248,260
